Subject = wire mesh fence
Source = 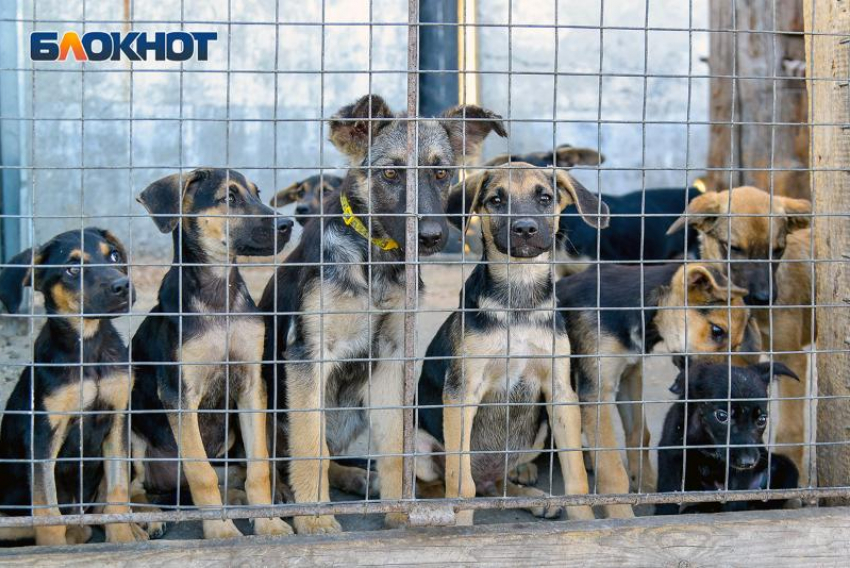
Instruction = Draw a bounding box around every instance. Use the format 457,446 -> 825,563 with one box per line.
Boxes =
0,0 -> 846,546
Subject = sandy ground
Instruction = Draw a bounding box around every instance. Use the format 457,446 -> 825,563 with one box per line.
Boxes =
0,247 -> 679,541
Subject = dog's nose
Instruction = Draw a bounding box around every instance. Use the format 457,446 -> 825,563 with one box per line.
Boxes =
511,219 -> 538,238
746,289 -> 773,306
276,217 -> 294,236
733,452 -> 759,470
110,277 -> 130,297
418,223 -> 444,249
295,204 -> 310,216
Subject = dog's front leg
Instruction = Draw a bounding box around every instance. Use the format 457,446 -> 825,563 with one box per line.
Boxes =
166,371 -> 242,540
286,360 -> 340,534
579,357 -> 635,519
365,344 -> 406,529
542,348 -> 594,521
616,363 -> 656,493
443,360 -> 487,526
236,363 -> 293,536
32,414 -> 72,545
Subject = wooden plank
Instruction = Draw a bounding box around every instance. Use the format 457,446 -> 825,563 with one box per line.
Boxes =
706,0 -> 810,198
2,507 -> 850,567
805,0 -> 850,504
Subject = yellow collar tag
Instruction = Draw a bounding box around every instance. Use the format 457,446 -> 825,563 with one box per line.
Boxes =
339,193 -> 400,251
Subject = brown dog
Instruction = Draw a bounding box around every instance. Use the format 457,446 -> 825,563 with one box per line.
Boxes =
667,186 -> 814,483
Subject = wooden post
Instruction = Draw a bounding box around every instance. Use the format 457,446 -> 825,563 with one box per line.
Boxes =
804,0 -> 850,504
707,0 -> 809,198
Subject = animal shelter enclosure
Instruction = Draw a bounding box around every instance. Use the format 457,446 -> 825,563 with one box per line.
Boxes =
0,0 -> 849,564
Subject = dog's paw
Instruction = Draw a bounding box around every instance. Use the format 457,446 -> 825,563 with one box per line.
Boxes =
529,503 -> 562,519
105,522 -> 149,543
63,525 -> 91,545
143,520 -> 166,540
383,512 -> 408,529
202,519 -> 243,540
294,515 -> 342,535
510,462 -> 539,486
253,517 -> 293,536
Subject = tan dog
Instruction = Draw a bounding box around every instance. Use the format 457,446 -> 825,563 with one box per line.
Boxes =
667,186 -> 814,483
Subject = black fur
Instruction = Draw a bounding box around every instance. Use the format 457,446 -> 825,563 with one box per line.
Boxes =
656,362 -> 800,514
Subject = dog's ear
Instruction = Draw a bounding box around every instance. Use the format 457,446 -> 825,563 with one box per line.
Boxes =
669,364 -> 711,398
683,265 -> 748,304
750,362 -> 800,385
780,196 -> 812,233
446,170 -> 490,231
666,191 -> 721,235
137,170 -> 204,233
554,171 -> 610,229
440,106 -> 507,164
0,246 -> 46,314
269,180 -> 304,208
95,228 -> 128,264
555,145 -> 605,168
669,367 -> 688,396
329,94 -> 394,163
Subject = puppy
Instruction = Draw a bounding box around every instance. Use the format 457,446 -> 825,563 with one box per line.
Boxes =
656,362 -> 800,514
269,174 -> 344,226
0,228 -> 147,545
667,186 -> 813,481
259,94 -> 506,534
416,165 -> 609,525
131,168 -> 293,539
556,262 -> 757,517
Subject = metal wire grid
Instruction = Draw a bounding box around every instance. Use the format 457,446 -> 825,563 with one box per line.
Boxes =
0,0 -> 845,535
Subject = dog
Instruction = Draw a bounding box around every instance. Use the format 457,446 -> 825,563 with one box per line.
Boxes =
0,228 -> 148,545
269,174 -> 344,226
259,94 -> 506,534
450,183 -> 702,269
556,262 -> 758,517
130,168 -> 294,540
415,164 -> 609,525
667,186 -> 813,482
656,362 -> 800,514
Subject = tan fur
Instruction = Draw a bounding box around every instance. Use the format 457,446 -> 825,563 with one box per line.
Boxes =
671,187 -> 814,481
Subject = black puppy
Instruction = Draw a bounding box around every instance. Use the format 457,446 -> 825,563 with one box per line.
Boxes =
656,362 -> 800,514
0,228 -> 147,545
131,168 -> 293,540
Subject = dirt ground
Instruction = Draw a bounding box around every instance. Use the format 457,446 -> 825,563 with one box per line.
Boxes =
0,249 -> 679,540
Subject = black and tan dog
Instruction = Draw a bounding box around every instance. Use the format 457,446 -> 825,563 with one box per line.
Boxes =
269,174 -> 344,226
416,164 -> 609,525
656,362 -> 800,514
259,94 -> 506,534
556,262 -> 757,517
667,186 -> 813,482
0,228 -> 147,545
130,168 -> 293,539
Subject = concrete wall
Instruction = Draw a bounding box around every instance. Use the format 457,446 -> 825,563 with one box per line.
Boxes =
3,0 -> 708,256
476,0 -> 710,194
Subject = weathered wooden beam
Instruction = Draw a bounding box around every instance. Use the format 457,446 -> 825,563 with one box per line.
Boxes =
707,0 -> 809,198
2,507 -> 850,566
805,0 -> 850,505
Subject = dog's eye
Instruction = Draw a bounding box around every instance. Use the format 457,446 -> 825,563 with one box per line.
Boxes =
65,266 -> 80,277
383,169 -> 398,180
714,409 -> 729,423
756,414 -> 768,428
710,324 -> 726,341
539,194 -> 553,205
489,195 -> 503,207
729,244 -> 744,254
434,169 -> 448,180
109,250 -> 122,263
